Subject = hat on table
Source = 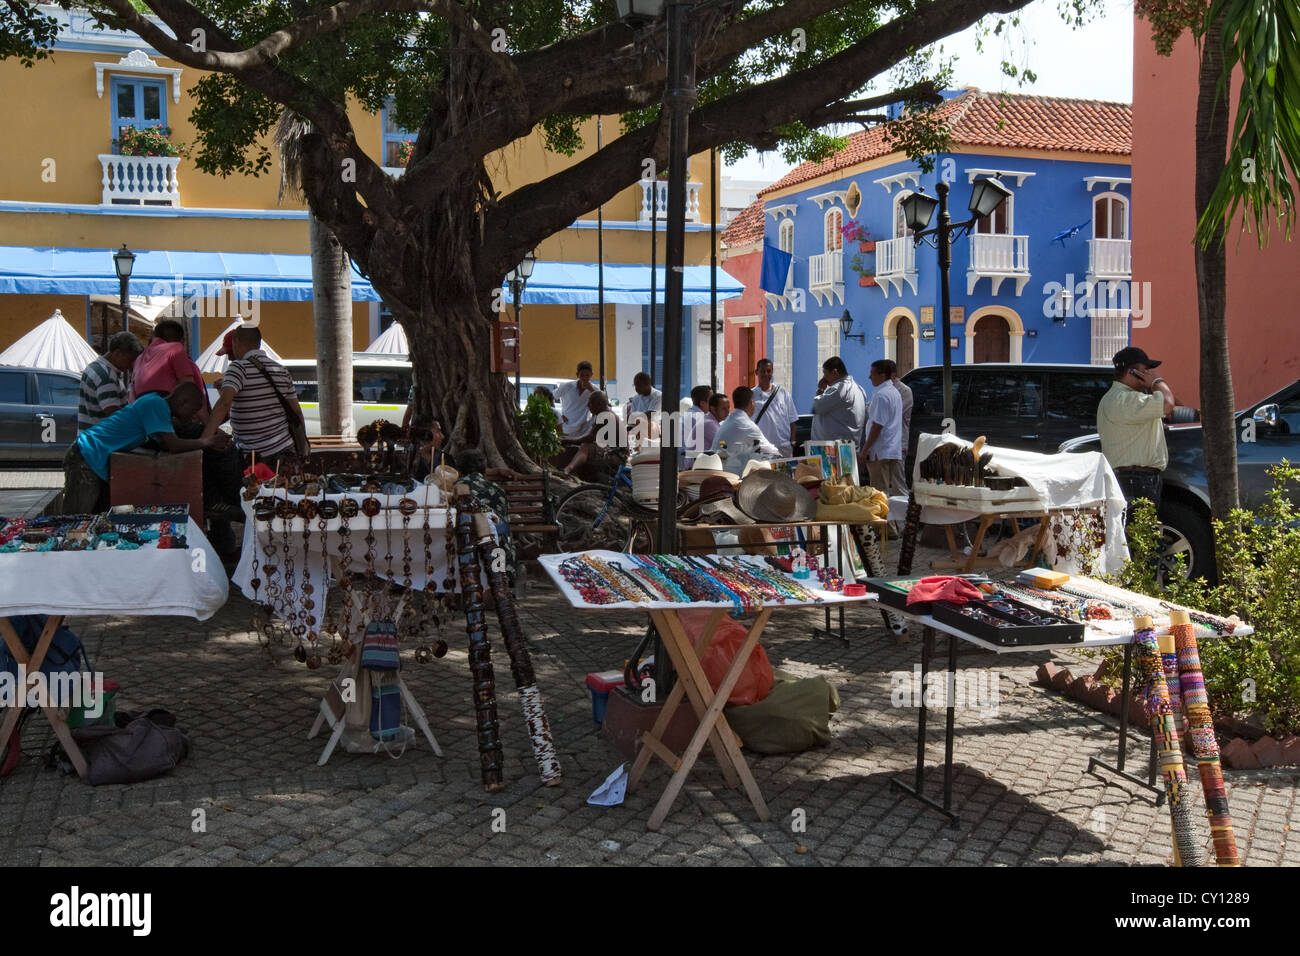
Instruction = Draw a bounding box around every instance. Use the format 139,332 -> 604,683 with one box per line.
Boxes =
737,469 -> 817,523
678,452 -> 741,488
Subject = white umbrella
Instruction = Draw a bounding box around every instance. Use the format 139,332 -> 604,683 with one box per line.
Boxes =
0,310 -> 98,373
197,319 -> 284,375
363,321 -> 408,355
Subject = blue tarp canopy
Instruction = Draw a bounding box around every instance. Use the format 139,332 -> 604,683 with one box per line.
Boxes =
0,245 -> 382,301
503,262 -> 743,305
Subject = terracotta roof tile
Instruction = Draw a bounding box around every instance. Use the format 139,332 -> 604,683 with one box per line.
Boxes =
759,89 -> 1131,196
721,197 -> 765,247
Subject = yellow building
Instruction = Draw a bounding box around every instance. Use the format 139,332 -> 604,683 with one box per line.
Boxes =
0,6 -> 736,406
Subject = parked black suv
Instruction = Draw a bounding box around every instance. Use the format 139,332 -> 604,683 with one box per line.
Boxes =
899,363 -> 1115,471
1061,378 -> 1300,581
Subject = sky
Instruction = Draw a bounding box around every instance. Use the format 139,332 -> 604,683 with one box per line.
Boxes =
725,0 -> 1135,184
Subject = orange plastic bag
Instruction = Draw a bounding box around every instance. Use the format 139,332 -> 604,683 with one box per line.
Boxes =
678,610 -> 775,707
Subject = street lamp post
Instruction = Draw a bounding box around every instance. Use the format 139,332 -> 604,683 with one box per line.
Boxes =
113,243 -> 135,336
507,250 -> 536,406
901,177 -> 1011,422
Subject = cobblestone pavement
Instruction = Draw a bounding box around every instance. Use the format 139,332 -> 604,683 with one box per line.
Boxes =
2,557 -> 1297,868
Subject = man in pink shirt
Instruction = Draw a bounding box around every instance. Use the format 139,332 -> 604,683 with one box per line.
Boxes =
131,319 -> 208,415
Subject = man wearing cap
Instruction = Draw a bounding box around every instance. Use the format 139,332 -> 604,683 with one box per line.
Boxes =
752,358 -> 799,458
555,361 -> 597,438
712,386 -> 779,476
202,325 -> 304,470
1098,346 -> 1177,514
812,356 -> 867,450
78,331 -> 142,432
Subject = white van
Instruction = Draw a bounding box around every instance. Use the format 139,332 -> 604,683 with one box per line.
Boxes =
282,356 -> 413,436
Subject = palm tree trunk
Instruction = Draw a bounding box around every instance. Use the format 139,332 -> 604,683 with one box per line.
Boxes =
1194,12 -> 1239,520
309,215 -> 354,438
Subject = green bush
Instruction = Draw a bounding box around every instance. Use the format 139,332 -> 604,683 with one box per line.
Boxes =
1111,464 -> 1300,737
516,392 -> 561,464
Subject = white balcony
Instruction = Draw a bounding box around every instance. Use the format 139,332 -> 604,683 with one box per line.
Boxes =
1088,238 -> 1131,281
967,233 -> 1030,295
638,179 -> 702,222
875,236 -> 917,298
98,154 -> 181,206
808,250 -> 844,306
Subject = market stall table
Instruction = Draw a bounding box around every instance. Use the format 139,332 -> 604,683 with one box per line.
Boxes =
539,550 -> 875,830
864,577 -> 1247,827
0,518 -> 228,779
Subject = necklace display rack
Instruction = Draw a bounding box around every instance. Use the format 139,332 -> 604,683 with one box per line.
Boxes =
244,476 -> 560,791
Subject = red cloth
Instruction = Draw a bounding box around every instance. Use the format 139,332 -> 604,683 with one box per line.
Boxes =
245,462 -> 275,481
131,340 -> 207,404
906,576 -> 985,605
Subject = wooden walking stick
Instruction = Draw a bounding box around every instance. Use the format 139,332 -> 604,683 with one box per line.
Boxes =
1133,615 -> 1204,866
847,523 -> 905,634
896,494 -> 923,575
1170,608 -> 1239,866
453,489 -> 504,792
470,510 -> 562,787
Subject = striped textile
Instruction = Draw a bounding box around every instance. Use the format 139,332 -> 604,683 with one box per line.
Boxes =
221,349 -> 295,457
77,355 -> 127,431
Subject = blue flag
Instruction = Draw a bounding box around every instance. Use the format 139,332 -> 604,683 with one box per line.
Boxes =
760,243 -> 793,294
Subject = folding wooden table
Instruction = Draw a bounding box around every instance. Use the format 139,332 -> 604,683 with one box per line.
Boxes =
538,552 -> 873,830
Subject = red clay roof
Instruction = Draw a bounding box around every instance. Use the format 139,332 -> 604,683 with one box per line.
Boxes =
759,88 -> 1131,196
721,197 -> 765,247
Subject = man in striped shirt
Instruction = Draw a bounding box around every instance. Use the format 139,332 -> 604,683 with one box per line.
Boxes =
77,332 -> 142,432
202,326 -> 304,469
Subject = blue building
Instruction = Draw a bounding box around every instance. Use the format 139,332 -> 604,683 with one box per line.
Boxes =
757,88 -> 1133,412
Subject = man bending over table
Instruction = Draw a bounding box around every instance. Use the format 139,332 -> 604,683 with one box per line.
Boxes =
62,382 -> 231,514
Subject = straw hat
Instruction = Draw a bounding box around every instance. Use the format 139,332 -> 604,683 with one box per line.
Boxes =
737,469 -> 817,523
678,452 -> 741,488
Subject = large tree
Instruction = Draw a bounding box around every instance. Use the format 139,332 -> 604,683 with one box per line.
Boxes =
7,0 -> 1087,467
1138,0 -> 1300,520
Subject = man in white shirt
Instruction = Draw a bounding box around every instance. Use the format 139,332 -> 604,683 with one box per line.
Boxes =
554,360 -> 596,438
861,359 -> 905,497
751,358 -> 799,457
712,386 -> 779,476
811,356 -> 867,450
680,384 -> 712,468
893,368 -> 914,462
625,371 -> 663,434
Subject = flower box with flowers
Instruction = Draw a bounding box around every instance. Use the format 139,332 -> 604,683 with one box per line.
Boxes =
841,219 -> 873,252
113,125 -> 188,158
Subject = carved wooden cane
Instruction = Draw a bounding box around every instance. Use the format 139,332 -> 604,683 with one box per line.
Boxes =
453,491 -> 504,792
471,511 -> 563,787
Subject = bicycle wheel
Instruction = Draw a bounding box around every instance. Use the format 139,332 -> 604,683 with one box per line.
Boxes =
554,485 -> 636,553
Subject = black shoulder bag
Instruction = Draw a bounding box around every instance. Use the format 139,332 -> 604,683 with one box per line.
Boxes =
247,356 -> 310,457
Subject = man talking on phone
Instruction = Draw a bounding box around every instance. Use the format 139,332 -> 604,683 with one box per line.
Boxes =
1097,346 -> 1177,516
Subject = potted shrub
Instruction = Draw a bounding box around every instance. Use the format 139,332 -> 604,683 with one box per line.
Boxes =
397,140 -> 415,167
850,253 -> 876,286
113,124 -> 189,158
841,219 -> 874,252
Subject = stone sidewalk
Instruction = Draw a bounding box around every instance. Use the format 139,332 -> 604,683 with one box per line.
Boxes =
2,569 -> 1297,867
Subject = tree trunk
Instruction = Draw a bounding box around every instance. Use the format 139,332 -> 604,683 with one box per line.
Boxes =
1194,13 -> 1239,520
309,215 -> 354,438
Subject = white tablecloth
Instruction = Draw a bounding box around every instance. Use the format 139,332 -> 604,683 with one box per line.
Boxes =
908,434 -> 1129,575
0,523 -> 229,621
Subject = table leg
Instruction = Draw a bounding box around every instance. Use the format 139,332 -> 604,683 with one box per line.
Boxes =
943,633 -> 957,816
1086,639 -> 1166,805
643,609 -> 772,831
0,615 -> 89,779
890,624 -> 959,826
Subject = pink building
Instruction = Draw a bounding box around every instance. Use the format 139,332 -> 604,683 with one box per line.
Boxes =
1132,17 -> 1300,406
719,199 -> 767,394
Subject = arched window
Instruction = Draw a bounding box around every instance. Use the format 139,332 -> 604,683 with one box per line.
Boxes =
778,218 -> 794,253
1093,193 -> 1129,240
824,208 -> 843,251
975,193 -> 1012,235
893,191 -> 914,239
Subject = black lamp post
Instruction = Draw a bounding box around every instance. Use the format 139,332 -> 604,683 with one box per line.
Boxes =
507,249 -> 536,406
901,177 -> 1011,421
838,308 -> 865,344
113,243 -> 135,335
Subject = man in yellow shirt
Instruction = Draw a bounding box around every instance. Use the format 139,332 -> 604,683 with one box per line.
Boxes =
1097,346 -> 1176,515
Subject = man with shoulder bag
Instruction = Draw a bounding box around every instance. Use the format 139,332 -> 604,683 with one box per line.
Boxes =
751,358 -> 799,458
202,325 -> 308,474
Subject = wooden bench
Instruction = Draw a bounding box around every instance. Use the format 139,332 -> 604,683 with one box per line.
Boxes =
501,472 -> 558,544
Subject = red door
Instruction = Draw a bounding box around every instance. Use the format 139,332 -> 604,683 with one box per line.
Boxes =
973,315 -> 1010,363
895,317 -> 915,375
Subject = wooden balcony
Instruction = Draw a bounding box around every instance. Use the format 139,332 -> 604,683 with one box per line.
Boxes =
98,154 -> 181,207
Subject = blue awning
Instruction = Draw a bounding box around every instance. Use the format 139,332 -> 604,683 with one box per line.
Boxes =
0,245 -> 382,301
503,262 -> 743,305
